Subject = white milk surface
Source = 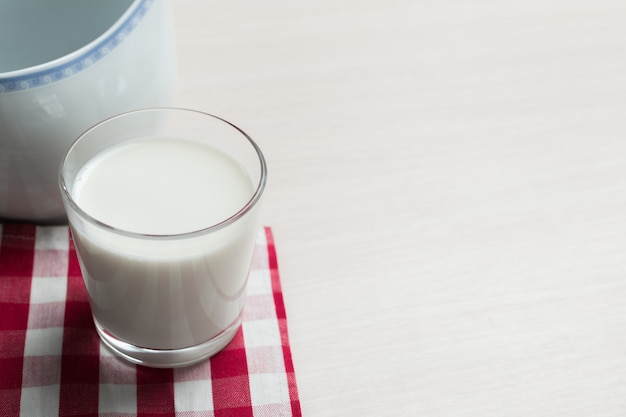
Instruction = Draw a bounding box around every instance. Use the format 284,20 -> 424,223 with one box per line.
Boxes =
74,136 -> 253,235
70,137 -> 259,350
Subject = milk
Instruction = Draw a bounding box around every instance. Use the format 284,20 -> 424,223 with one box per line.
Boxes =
68,137 -> 260,350
74,137 -> 253,235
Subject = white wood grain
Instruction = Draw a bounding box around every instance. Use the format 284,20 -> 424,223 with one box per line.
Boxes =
173,1 -> 626,415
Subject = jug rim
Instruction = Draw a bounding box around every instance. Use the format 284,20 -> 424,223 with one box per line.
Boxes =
0,0 -> 152,93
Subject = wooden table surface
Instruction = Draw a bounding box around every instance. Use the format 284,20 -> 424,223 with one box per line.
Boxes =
172,1 -> 626,415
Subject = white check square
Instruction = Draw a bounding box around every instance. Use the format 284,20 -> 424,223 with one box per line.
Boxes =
99,384 -> 137,414
35,226 -> 69,250
29,276 -> 67,304
20,385 -> 60,417
174,379 -> 214,412
24,328 -> 64,356
246,269 -> 272,296
242,319 -> 281,348
249,373 -> 290,406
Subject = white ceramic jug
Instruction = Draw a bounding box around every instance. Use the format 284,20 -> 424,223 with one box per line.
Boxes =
0,0 -> 176,222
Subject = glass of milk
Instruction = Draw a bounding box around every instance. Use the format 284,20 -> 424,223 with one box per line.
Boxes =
59,108 -> 266,368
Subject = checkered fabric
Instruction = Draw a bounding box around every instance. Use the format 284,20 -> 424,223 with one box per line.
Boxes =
0,224 -> 301,417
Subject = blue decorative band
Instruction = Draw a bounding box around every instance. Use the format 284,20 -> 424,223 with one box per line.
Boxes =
0,0 -> 153,93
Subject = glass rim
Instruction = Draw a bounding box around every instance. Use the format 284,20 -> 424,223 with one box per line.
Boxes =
59,107 -> 267,240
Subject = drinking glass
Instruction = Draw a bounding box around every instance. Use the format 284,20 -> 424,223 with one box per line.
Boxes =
59,108 -> 267,367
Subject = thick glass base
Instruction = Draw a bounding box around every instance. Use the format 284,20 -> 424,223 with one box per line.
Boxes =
94,317 -> 241,368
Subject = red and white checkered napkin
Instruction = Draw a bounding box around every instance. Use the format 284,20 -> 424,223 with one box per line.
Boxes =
0,224 -> 301,417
